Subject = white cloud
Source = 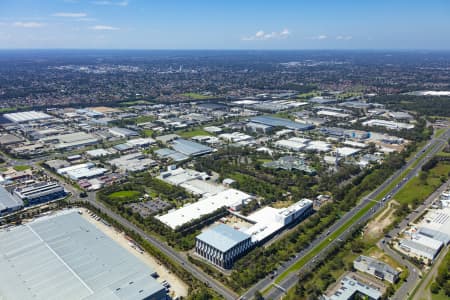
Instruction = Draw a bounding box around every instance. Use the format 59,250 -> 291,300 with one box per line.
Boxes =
90,25 -> 120,31
52,12 -> 88,18
92,0 -> 128,6
310,34 -> 328,40
242,28 -> 291,41
13,22 -> 45,28
336,35 -> 352,40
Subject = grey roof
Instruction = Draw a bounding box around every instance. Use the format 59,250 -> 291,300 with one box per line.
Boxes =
171,138 -> 213,156
0,186 -> 23,212
399,239 -> 440,258
196,224 -> 250,253
355,255 -> 399,276
110,127 -> 139,137
154,148 -> 189,162
324,276 -> 382,300
250,116 -> 314,131
113,143 -> 133,151
0,211 -> 166,300
418,227 -> 450,245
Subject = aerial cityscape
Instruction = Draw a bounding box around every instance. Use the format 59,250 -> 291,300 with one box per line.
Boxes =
1,1 -> 450,300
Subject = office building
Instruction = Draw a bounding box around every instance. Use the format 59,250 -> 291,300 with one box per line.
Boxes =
354,255 -> 400,283
195,224 -> 252,269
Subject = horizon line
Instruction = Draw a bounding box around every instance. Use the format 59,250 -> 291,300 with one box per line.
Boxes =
0,48 -> 450,52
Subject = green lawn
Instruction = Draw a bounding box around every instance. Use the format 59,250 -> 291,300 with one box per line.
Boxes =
13,165 -> 31,171
135,115 -> 155,123
180,92 -> 215,100
431,291 -> 450,300
108,190 -> 141,202
119,100 -> 153,106
435,128 -> 446,138
142,129 -> 154,137
296,91 -> 320,99
394,162 -> 450,205
437,151 -> 450,158
177,129 -> 213,138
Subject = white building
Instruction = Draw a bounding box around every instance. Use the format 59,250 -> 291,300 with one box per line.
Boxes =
156,189 -> 253,230
362,119 -> 414,130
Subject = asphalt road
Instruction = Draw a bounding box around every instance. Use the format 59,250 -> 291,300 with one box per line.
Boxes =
24,154 -> 239,299
79,193 -> 238,300
255,129 -> 450,300
3,129 -> 448,300
381,179 -> 450,300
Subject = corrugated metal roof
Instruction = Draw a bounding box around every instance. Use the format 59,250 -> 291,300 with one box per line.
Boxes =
0,210 -> 165,300
171,138 -> 213,156
250,116 -> 314,131
196,224 -> 250,253
0,186 -> 23,212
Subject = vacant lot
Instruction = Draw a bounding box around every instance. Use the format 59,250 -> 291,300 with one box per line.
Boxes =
395,162 -> 450,206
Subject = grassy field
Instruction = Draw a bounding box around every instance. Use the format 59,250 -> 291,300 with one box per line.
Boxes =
180,92 -> 215,100
142,129 -> 154,137
13,165 -> 31,171
437,151 -> 450,158
119,100 -> 153,106
177,128 -> 213,138
296,91 -> 320,99
135,115 -> 155,123
108,190 -> 141,202
394,162 -> 450,205
431,291 -> 450,300
435,128 -> 447,138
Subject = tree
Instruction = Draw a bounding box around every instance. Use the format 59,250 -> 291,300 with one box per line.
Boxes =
254,291 -> 264,300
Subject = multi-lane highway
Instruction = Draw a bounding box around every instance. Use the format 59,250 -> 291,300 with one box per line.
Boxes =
250,128 -> 450,300
4,128 -> 448,300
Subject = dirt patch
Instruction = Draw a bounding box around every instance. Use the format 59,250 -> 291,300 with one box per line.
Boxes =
364,204 -> 397,240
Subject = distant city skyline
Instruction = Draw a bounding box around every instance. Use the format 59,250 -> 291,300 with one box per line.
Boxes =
0,0 -> 449,50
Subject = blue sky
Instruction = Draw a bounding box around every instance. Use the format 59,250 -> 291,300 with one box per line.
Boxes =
0,0 -> 449,49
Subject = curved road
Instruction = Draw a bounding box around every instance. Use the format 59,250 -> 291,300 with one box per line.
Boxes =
255,128 -> 450,300
380,179 -> 450,300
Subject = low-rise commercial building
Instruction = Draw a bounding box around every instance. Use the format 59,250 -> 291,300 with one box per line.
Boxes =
362,119 -> 414,130
322,275 -> 382,300
13,181 -> 67,206
0,186 -> 23,216
354,255 -> 400,283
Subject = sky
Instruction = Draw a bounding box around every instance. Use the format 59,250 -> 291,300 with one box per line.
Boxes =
0,0 -> 449,50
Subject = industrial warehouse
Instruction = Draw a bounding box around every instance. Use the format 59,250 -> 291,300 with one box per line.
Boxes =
0,210 -> 168,300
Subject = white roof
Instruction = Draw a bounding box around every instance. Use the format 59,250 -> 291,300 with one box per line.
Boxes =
306,140 -> 331,152
317,110 -> 350,118
418,207 -> 450,237
126,137 -> 156,147
275,139 -> 307,151
335,147 -> 361,157
86,149 -> 111,157
157,189 -> 252,229
3,110 -> 52,123
0,210 -> 164,300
